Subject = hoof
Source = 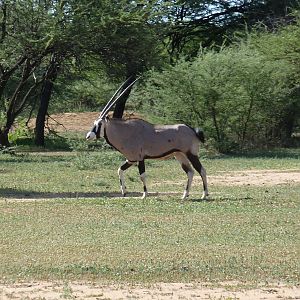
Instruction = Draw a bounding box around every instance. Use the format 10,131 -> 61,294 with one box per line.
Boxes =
201,193 -> 209,200
182,194 -> 189,201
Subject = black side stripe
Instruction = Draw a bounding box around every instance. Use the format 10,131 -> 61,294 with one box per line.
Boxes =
144,149 -> 180,160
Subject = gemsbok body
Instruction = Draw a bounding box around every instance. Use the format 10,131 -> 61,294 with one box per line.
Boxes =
86,78 -> 208,200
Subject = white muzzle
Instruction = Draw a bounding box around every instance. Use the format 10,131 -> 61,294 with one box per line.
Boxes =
86,131 -> 96,140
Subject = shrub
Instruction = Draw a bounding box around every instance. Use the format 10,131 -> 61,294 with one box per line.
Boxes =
138,45 -> 294,152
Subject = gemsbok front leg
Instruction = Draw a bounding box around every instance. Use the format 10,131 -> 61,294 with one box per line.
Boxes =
118,160 -> 133,196
138,160 -> 148,199
175,153 -> 194,200
187,152 -> 209,200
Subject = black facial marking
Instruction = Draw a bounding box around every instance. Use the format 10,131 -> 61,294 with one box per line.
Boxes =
95,123 -> 101,139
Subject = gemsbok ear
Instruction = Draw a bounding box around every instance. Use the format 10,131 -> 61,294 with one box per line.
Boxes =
99,76 -> 140,120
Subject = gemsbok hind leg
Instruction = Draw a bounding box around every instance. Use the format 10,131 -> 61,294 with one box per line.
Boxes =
186,152 -> 209,200
118,160 -> 133,196
175,153 -> 194,200
138,160 -> 148,199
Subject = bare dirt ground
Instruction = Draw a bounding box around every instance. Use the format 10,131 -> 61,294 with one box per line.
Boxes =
28,111 -> 141,133
151,169 -> 300,188
3,113 -> 298,299
38,112 -> 99,133
1,281 -> 300,300
209,169 -> 300,186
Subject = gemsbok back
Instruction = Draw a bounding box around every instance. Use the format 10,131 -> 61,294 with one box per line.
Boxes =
86,78 -> 209,200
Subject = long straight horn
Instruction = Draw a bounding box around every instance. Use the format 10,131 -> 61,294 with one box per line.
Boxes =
100,76 -> 140,119
99,77 -> 133,119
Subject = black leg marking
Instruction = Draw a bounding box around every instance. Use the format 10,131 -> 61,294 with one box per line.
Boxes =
181,164 -> 190,191
121,161 -> 132,171
175,153 -> 195,200
181,163 -> 190,174
138,160 -> 145,175
118,161 -> 134,196
186,152 -> 208,197
186,153 -> 202,171
138,160 -> 147,197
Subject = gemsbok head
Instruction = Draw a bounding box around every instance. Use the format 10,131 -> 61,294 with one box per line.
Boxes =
86,78 -> 208,200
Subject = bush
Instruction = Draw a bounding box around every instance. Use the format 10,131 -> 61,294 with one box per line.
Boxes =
138,44 -> 294,152
8,120 -> 33,145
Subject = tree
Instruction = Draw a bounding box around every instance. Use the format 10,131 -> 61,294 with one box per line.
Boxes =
90,3 -> 166,118
151,0 -> 300,59
249,12 -> 300,144
0,0 -> 73,146
34,54 -> 60,146
139,44 -> 294,151
0,1 -> 49,146
0,0 -> 166,146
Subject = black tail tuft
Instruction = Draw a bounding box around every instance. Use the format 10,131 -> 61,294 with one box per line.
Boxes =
194,128 -> 205,143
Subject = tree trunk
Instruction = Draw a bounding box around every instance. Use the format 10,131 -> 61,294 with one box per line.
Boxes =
0,113 -> 15,147
0,127 -> 10,147
279,109 -> 296,146
113,74 -> 136,119
34,79 -> 54,146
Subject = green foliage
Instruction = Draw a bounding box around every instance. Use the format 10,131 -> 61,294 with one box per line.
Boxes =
139,43 -> 294,152
248,15 -> 300,140
0,0 -> 167,146
8,120 -> 32,145
152,0 -> 300,58
50,67 -> 118,112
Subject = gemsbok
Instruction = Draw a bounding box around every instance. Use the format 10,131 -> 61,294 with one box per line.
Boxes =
86,78 -> 208,200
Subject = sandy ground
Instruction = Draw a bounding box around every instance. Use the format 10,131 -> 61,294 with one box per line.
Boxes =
151,169 -> 300,189
2,169 -> 300,203
1,281 -> 300,300
28,111 -> 141,133
209,169 -> 300,186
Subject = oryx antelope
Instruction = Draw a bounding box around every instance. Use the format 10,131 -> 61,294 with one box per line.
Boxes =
86,78 -> 208,200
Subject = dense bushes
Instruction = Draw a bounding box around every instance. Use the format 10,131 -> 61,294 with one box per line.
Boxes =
138,42 -> 297,152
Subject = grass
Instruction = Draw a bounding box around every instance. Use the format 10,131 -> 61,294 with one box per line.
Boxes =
0,148 -> 300,285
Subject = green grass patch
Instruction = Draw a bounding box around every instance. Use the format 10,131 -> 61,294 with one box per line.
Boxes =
0,149 -> 300,284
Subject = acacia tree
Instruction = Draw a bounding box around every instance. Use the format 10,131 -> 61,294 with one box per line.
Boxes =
0,1 -> 112,146
0,0 -> 166,147
0,1 -> 54,146
139,44 -> 294,151
90,2 -> 166,118
150,0 -> 300,59
250,13 -> 300,144
33,1 -> 95,146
